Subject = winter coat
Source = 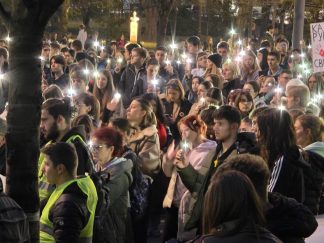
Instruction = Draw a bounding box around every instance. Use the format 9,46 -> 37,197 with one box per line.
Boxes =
268,146 -> 324,215
128,125 -> 161,178
195,223 -> 282,243
178,132 -> 257,231
40,182 -> 90,242
266,192 -> 318,243
47,73 -> 69,91
118,64 -> 146,109
101,157 -> 133,243
163,99 -> 192,143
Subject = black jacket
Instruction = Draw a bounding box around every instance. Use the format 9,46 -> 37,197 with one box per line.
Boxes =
48,73 -> 69,91
222,78 -> 242,99
196,223 -> 281,243
163,99 -> 192,143
266,192 -> 318,243
61,126 -> 94,175
118,64 -> 146,109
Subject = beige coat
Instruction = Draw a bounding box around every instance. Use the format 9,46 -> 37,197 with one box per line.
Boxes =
128,125 -> 161,178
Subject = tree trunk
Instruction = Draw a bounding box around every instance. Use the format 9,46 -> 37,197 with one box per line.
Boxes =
0,1 -> 64,241
292,0 -> 305,49
142,6 -> 158,43
157,13 -> 169,46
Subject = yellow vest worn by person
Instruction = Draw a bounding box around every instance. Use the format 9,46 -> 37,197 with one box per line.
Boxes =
40,176 -> 98,243
38,135 -> 84,201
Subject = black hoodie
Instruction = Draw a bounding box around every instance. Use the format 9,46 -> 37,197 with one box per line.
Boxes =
266,192 -> 318,243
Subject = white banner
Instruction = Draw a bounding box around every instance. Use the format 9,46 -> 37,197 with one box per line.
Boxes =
310,22 -> 324,73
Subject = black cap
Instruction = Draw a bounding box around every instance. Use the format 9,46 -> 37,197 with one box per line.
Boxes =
208,54 -> 222,68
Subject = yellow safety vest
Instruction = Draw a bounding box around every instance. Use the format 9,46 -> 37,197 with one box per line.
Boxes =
38,135 -> 85,201
40,176 -> 98,243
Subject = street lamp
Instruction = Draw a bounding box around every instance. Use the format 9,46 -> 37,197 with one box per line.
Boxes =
130,11 -> 139,43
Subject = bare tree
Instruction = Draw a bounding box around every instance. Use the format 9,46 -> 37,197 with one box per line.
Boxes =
0,0 -> 63,241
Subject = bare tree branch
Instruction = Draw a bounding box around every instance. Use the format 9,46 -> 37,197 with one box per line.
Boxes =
0,1 -> 11,25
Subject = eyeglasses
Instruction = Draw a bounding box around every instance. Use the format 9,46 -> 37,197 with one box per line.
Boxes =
89,144 -> 105,152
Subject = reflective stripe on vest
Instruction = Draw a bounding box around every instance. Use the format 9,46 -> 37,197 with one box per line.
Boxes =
40,176 -> 98,242
38,135 -> 85,201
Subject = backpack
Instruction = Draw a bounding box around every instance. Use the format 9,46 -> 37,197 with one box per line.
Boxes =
299,150 -> 324,215
90,171 -> 110,243
123,149 -> 150,219
0,193 -> 30,242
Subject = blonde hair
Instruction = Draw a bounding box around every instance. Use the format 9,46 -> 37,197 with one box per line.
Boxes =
222,61 -> 240,79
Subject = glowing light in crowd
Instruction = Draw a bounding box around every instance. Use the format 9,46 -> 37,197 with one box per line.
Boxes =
0,73 -> 4,79
87,140 -> 93,148
239,50 -> 245,56
176,60 -> 181,65
278,105 -> 286,111
165,59 -> 171,65
274,87 -> 282,93
107,58 -> 111,64
83,68 -> 90,75
247,45 -> 251,50
67,88 -> 76,97
235,56 -> 242,62
300,52 -> 305,58
100,46 -> 105,51
181,140 -> 190,152
290,54 -> 294,58
93,41 -> 100,47
307,44 -> 312,49
186,58 -> 192,64
297,74 -> 303,79
93,71 -> 100,78
39,56 -> 45,61
169,42 -> 177,50
113,92 -> 121,102
200,97 -> 206,104
237,39 -> 242,46
117,57 -> 123,64
5,35 -> 11,43
151,79 -> 159,86
229,28 -> 236,36
181,53 -> 187,59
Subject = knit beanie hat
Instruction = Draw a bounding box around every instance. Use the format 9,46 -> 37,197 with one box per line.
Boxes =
208,54 -> 222,68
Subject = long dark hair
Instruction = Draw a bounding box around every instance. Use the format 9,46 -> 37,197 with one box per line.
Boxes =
203,170 -> 265,236
257,107 -> 296,169
141,93 -> 166,124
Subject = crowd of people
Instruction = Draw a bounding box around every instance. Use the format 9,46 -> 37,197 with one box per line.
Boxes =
0,23 -> 323,243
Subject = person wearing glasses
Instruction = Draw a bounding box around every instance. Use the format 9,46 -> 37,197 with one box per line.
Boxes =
90,126 -> 133,243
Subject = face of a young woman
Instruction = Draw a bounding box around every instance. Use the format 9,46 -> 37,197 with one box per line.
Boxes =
243,83 -> 257,98
126,100 -> 146,124
238,95 -> 253,113
192,78 -> 200,92
222,66 -> 234,80
167,88 -> 181,103
197,84 -> 208,99
96,73 -> 108,89
294,120 -> 311,147
180,124 -> 198,143
243,55 -> 254,69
